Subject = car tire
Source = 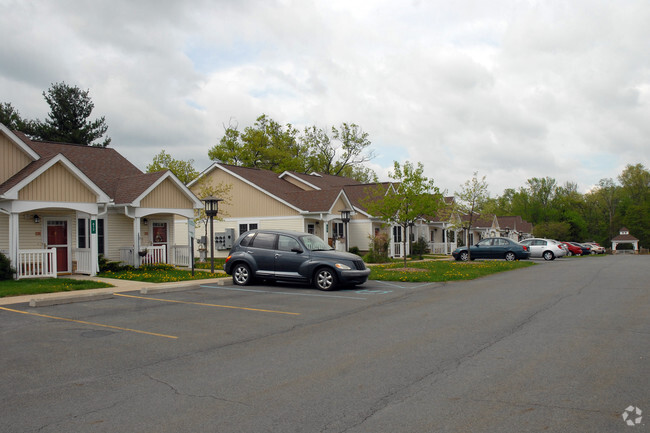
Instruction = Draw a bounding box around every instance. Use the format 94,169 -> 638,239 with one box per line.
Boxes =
505,252 -> 516,261
543,251 -> 555,261
314,267 -> 337,291
459,251 -> 469,262
232,263 -> 252,286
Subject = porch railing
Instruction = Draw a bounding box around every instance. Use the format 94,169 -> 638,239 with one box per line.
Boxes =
428,242 -> 457,255
73,248 -> 93,274
170,245 -> 191,267
119,246 -> 167,266
17,249 -> 57,279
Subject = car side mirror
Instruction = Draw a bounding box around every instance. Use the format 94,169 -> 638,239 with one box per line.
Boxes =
291,247 -> 304,253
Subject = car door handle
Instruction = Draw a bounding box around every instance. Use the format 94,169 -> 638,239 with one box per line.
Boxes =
275,253 -> 281,258
247,251 -> 254,254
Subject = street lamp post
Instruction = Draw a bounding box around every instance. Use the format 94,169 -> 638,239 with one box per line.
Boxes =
339,208 -> 352,252
202,196 -> 223,274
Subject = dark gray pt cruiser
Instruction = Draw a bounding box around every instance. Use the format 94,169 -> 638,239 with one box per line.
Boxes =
224,229 -> 370,291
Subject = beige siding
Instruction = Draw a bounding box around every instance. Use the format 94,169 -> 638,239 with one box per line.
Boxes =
0,213 -> 8,251
349,220 -> 373,251
106,211 -> 135,262
18,162 -> 97,202
259,218 -> 304,232
141,178 -> 195,209
0,133 -> 32,185
192,168 -> 298,217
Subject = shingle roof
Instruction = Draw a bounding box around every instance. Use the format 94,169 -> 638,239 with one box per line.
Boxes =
1,131 -> 164,204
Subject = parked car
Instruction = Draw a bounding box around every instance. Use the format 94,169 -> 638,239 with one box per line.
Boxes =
568,242 -> 591,255
519,238 -> 567,260
585,242 -> 606,254
224,229 -> 370,291
561,242 -> 583,256
452,237 -> 530,261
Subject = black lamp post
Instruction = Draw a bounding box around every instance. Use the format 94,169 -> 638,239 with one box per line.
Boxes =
203,196 -> 223,273
339,208 -> 352,252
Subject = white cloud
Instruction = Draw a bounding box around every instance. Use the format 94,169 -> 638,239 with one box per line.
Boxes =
1,0 -> 649,196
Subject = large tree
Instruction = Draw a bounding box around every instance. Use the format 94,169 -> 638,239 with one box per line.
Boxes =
362,161 -> 441,268
31,82 -> 111,147
208,114 -> 376,182
146,150 -> 199,184
0,102 -> 31,131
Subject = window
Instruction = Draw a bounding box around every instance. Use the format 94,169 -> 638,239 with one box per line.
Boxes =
332,222 -> 344,238
239,232 -> 256,247
97,219 -> 105,255
278,235 -> 301,252
78,218 -> 87,248
393,226 -> 402,242
239,223 -> 258,236
251,232 -> 276,249
307,224 -> 315,234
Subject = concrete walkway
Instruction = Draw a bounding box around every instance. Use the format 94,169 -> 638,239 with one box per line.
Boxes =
0,274 -> 232,307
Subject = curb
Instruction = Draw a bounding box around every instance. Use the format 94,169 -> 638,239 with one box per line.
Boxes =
30,292 -> 114,308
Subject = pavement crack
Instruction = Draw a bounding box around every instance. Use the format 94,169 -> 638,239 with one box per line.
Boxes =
143,373 -> 251,407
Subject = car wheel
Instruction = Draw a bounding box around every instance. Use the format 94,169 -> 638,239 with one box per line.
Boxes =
459,251 -> 469,262
314,267 -> 337,291
543,251 -> 555,261
505,252 -> 516,261
232,263 -> 252,286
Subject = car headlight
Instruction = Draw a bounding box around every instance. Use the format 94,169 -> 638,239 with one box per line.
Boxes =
335,263 -> 351,270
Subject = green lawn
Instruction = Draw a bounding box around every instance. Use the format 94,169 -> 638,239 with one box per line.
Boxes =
0,278 -> 113,298
369,259 -> 535,282
98,267 -> 225,283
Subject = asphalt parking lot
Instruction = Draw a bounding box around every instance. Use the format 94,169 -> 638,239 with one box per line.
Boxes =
1,256 -> 648,432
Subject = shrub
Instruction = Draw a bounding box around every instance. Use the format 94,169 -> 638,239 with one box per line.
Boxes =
366,232 -> 391,263
410,236 -> 429,260
0,252 -> 16,280
349,246 -> 362,257
98,255 -> 133,273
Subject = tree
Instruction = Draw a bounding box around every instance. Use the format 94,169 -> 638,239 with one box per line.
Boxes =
31,82 -> 111,147
362,161 -> 441,268
0,102 -> 31,131
146,150 -> 199,184
454,172 -> 489,260
208,114 -> 377,182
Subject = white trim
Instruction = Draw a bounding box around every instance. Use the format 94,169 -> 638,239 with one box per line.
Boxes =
131,171 -> 202,209
326,190 -> 354,215
0,123 -> 40,160
1,200 -> 99,215
2,154 -> 110,202
134,207 -> 195,219
278,171 -> 322,190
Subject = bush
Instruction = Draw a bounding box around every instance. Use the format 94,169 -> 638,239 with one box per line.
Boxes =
98,255 -> 133,273
365,232 -> 391,263
409,236 -> 429,260
349,246 -> 362,257
0,252 -> 16,280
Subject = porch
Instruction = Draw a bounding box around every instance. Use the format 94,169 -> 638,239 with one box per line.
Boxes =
118,245 -> 191,267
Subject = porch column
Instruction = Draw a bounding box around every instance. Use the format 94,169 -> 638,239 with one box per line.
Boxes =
8,212 -> 19,277
90,215 -> 98,276
133,217 -> 141,268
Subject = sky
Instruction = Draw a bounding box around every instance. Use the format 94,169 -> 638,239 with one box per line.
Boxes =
2,0 -> 649,196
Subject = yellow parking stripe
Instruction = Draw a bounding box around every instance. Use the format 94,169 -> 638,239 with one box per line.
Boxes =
114,293 -> 301,315
0,306 -> 178,339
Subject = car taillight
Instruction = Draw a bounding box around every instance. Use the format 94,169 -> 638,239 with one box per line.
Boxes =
523,246 -> 529,251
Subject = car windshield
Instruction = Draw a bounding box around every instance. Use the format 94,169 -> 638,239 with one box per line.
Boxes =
300,234 -> 333,251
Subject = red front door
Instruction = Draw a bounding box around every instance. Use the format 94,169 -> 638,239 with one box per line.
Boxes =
47,220 -> 68,273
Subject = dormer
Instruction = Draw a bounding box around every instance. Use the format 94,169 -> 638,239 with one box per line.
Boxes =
278,171 -> 322,191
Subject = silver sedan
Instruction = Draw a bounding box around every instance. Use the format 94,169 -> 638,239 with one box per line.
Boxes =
519,238 -> 567,260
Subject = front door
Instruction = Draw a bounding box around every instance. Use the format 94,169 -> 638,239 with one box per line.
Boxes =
152,222 -> 168,263
47,220 -> 68,273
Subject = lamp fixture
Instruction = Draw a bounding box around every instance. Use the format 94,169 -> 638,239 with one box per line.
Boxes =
143,218 -> 148,225
33,214 -> 40,224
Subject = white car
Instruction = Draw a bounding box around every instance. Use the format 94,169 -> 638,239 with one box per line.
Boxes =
519,238 -> 567,261
585,242 -> 606,254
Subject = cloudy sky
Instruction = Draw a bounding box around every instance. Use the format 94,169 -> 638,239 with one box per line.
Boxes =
2,0 -> 649,196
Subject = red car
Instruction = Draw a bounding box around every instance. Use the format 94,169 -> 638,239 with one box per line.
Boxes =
561,242 -> 584,256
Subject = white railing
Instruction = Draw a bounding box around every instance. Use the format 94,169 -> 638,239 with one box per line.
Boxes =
17,249 -> 57,279
73,248 -> 93,274
428,242 -> 457,255
139,246 -> 167,266
171,245 -> 190,267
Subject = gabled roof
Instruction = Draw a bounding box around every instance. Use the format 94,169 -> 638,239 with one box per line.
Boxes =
1,130 -> 197,207
497,215 -> 533,234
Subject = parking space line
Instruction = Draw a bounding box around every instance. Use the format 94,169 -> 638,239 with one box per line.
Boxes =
200,285 -> 367,300
114,293 -> 301,315
0,306 -> 178,339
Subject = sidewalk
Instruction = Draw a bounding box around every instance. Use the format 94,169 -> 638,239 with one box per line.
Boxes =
0,274 -> 232,306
